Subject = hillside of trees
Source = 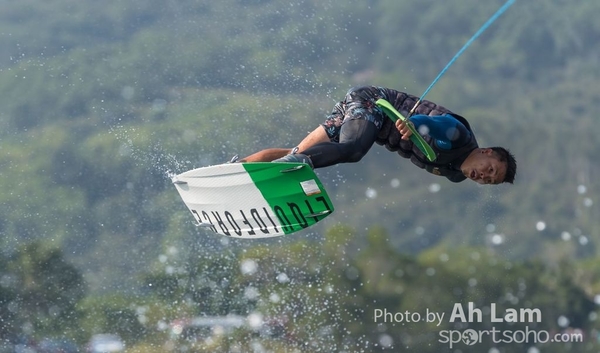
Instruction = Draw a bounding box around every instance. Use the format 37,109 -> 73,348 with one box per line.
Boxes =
1,0 -> 600,351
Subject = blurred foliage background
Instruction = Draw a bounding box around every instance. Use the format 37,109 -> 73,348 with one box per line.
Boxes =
1,0 -> 600,352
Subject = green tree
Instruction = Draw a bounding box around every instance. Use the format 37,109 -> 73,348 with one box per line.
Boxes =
4,241 -> 87,339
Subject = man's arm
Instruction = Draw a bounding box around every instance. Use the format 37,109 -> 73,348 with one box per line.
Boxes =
408,114 -> 471,150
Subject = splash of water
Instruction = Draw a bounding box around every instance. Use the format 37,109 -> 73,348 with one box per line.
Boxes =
109,124 -> 196,180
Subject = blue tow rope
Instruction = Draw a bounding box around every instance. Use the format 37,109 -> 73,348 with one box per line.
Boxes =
410,0 -> 517,113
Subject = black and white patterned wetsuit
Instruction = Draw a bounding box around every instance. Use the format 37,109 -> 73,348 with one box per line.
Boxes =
306,86 -> 478,182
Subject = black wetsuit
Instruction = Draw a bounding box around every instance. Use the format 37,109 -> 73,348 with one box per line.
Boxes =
303,86 -> 478,182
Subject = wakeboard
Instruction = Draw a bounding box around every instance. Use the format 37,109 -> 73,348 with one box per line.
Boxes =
172,162 -> 334,238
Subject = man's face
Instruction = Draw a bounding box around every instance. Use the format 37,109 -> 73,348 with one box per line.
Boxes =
461,149 -> 507,185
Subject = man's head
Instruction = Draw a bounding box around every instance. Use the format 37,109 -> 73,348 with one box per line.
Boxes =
461,147 -> 516,185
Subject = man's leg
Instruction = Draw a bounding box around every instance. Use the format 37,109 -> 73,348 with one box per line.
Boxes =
297,126 -> 330,152
301,119 -> 379,168
239,148 -> 292,163
239,126 -> 330,162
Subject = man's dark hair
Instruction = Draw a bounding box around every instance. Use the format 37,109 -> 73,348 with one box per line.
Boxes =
491,147 -> 516,184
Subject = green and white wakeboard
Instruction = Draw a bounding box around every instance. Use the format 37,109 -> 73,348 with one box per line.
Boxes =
172,162 -> 334,238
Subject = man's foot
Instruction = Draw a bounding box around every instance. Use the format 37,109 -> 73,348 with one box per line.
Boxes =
272,153 -> 314,169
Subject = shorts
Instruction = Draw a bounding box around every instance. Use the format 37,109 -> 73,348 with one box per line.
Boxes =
321,87 -> 386,143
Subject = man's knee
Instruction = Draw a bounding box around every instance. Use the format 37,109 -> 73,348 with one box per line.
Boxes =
345,150 -> 367,163
340,141 -> 370,163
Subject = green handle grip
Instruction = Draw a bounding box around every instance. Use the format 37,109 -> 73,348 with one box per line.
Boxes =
375,99 -> 437,162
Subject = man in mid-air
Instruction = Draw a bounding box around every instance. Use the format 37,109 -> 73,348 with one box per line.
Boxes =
238,86 -> 516,185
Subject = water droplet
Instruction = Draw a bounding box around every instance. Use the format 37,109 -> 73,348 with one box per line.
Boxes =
491,234 -> 504,245
535,221 -> 546,231
240,259 -> 258,275
428,183 -> 441,193
366,187 -> 377,199
557,315 -> 569,327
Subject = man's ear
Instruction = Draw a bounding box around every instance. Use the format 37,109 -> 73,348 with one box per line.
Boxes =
481,148 -> 494,155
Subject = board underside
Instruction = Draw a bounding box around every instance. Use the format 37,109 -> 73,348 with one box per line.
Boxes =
172,162 -> 334,238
